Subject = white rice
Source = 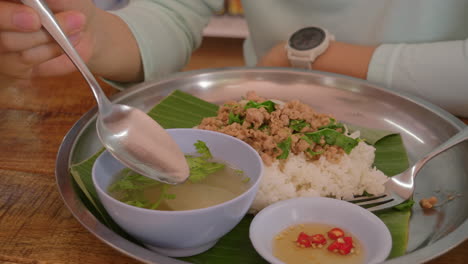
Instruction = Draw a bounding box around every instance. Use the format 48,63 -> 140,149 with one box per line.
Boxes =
250,141 -> 388,213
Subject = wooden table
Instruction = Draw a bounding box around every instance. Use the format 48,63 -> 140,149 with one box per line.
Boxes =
0,37 -> 467,264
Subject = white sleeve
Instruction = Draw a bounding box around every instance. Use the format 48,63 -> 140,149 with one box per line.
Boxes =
367,40 -> 468,117
110,0 -> 223,83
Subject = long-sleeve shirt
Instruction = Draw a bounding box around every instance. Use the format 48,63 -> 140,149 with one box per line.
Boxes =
112,0 -> 468,116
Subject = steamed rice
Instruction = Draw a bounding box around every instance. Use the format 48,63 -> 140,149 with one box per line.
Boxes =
250,140 -> 388,213
195,91 -> 389,213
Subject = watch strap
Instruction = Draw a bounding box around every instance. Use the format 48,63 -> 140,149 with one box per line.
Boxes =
288,56 -> 312,69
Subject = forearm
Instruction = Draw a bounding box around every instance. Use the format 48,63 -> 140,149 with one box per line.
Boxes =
312,42 -> 376,80
257,41 -> 377,80
258,38 -> 468,116
89,8 -> 143,82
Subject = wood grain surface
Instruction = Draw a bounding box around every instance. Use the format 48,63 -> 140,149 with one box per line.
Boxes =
0,37 -> 466,264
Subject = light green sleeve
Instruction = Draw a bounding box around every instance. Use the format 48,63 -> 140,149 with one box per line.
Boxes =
367,40 -> 468,117
109,0 -> 222,85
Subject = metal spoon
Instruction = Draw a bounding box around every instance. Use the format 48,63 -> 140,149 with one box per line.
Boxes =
22,0 -> 189,184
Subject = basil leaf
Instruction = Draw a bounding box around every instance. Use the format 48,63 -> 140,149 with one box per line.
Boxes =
290,119 -> 310,133
228,112 -> 244,125
300,135 -> 313,145
277,137 -> 292,159
259,123 -> 269,131
306,149 -> 324,156
303,128 -> 358,154
244,100 -> 276,113
318,118 -> 345,131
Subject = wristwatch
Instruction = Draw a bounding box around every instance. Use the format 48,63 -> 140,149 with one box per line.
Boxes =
285,27 -> 335,69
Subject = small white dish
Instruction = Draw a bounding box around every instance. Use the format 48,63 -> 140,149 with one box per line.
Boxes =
249,197 -> 392,264
92,128 -> 264,257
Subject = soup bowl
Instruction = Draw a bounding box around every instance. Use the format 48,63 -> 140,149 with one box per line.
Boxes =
92,128 -> 264,257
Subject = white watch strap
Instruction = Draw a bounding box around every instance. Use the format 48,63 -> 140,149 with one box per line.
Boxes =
289,59 -> 312,69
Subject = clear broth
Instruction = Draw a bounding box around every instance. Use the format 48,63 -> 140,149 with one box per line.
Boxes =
273,223 -> 365,264
109,163 -> 250,211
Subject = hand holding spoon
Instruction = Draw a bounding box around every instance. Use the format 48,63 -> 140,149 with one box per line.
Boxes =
22,0 -> 189,184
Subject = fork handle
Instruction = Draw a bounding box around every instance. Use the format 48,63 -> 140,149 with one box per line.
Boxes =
414,126 -> 467,173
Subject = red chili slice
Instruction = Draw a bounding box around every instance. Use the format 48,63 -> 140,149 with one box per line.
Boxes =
343,236 -> 353,245
327,241 -> 341,252
327,236 -> 355,255
310,234 -> 327,245
338,241 -> 353,255
327,228 -> 345,240
296,232 -> 312,248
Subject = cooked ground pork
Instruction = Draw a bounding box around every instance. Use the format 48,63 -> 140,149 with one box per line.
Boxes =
198,91 -> 347,166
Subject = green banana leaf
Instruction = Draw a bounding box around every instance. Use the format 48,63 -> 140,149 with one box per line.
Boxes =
70,90 -> 411,262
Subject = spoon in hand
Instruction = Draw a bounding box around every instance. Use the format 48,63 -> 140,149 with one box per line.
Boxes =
22,0 -> 189,184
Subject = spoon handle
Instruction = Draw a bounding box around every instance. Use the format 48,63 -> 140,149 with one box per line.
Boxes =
21,0 -> 112,114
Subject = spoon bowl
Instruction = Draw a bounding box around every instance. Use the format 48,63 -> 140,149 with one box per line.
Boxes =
22,0 -> 189,184
97,104 -> 189,184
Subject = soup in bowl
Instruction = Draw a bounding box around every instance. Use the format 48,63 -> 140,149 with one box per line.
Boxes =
92,128 -> 264,257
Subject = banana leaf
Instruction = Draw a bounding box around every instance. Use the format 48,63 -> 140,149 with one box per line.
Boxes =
70,90 -> 411,262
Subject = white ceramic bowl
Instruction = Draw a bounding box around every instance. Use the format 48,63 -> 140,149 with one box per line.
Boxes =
92,128 -> 264,257
249,197 -> 392,264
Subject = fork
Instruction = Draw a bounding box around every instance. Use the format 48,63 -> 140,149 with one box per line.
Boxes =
347,126 -> 467,211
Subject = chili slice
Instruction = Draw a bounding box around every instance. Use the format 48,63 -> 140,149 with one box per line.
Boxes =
310,234 -> 327,245
327,227 -> 345,240
327,241 -> 341,252
338,241 -> 353,255
296,232 -> 312,248
327,236 -> 355,255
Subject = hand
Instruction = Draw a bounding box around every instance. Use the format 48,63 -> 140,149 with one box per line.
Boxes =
257,41 -> 377,80
0,0 -> 143,83
0,0 -> 97,80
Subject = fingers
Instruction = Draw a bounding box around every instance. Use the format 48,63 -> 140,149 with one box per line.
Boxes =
33,39 -> 93,77
0,1 -> 41,32
0,8 -> 86,79
0,45 -> 64,79
0,33 -> 83,79
0,11 -> 86,53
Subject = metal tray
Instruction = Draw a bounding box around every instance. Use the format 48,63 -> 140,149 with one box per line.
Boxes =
56,68 -> 468,263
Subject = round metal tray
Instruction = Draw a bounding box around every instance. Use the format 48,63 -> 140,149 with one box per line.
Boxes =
56,68 -> 467,263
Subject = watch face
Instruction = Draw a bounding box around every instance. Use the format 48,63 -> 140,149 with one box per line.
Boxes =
289,27 -> 326,51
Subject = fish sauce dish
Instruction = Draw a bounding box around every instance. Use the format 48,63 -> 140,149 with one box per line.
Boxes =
92,128 -> 264,257
249,197 -> 392,264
